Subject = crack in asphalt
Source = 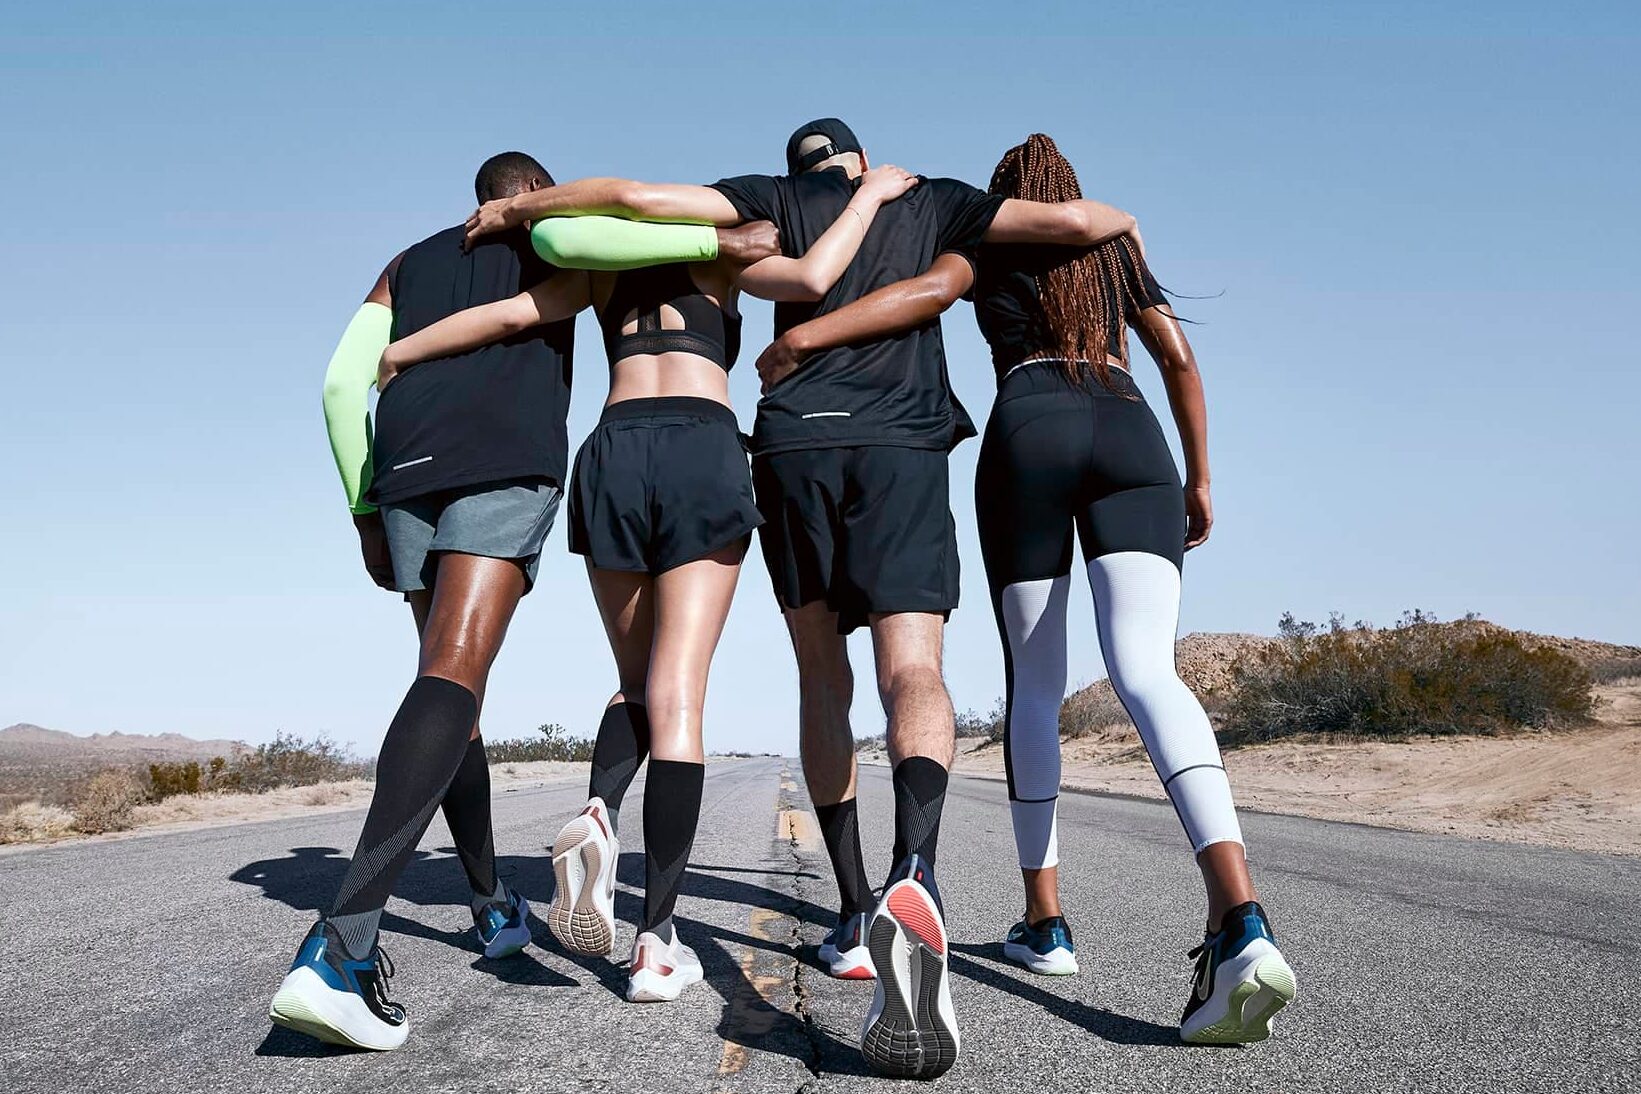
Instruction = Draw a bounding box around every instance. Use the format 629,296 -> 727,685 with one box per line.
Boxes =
776,771 -> 828,1091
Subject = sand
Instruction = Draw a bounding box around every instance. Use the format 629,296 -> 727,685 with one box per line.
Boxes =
863,681 -> 1641,856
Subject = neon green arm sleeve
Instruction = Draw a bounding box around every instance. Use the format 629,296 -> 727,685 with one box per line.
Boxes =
321,302 -> 392,515
530,216 -> 718,271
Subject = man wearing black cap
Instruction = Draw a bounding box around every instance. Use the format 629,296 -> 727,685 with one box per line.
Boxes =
463,122 -> 1135,1079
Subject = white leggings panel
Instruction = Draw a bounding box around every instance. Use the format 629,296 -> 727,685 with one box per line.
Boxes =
999,575 -> 1071,869
1087,552 -> 1243,853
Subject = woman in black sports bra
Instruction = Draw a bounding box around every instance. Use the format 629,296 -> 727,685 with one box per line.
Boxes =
377,163 -> 917,1003
756,135 -> 1296,1045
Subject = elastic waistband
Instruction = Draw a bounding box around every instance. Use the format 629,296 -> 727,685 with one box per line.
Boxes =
998,358 -> 1140,400
598,396 -> 739,428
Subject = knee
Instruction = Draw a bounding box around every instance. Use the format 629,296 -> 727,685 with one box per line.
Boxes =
419,632 -> 490,692
795,640 -> 852,698
879,661 -> 946,709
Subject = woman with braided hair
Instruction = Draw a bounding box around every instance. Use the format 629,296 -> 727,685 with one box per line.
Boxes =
754,133 -> 1297,1045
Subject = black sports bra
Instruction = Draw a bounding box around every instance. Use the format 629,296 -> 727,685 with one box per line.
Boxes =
597,263 -> 742,372
972,240 -> 1166,382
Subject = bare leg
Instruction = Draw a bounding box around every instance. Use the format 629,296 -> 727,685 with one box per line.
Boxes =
783,601 -> 857,806
869,612 -> 954,769
646,545 -> 744,762
870,612 -> 955,870
1200,843 -> 1259,929
585,564 -> 656,824
1023,867 -> 1062,924
411,589 -> 482,741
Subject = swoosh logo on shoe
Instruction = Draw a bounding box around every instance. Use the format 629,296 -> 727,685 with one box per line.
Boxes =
1193,958 -> 1214,1001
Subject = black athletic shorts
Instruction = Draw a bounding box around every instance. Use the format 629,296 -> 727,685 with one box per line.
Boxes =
752,445 -> 959,634
568,397 -> 761,574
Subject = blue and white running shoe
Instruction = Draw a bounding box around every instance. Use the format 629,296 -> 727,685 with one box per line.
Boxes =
269,921 -> 408,1051
1180,901 -> 1297,1044
474,890 -> 532,959
1002,915 -> 1079,976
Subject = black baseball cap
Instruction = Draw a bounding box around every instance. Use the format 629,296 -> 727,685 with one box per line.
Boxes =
785,118 -> 863,175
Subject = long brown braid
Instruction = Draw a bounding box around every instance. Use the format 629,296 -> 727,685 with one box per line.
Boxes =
988,133 -> 1154,391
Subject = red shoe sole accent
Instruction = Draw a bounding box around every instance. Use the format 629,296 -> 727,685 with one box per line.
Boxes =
833,965 -> 876,980
886,886 -> 945,955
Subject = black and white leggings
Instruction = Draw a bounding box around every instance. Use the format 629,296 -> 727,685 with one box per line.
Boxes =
977,361 -> 1242,870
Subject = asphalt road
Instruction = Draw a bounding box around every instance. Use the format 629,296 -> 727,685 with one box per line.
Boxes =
2,757 -> 1637,1093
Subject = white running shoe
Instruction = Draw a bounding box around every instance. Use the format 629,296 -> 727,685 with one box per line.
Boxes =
861,856 -> 959,1079
547,798 -> 618,955
819,912 -> 877,980
625,928 -> 704,1003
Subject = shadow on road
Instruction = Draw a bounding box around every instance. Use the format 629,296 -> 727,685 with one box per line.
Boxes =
949,941 -> 1182,1046
230,845 -> 845,1068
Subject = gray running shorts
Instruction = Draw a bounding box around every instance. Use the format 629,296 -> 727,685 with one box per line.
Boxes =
380,477 -> 561,596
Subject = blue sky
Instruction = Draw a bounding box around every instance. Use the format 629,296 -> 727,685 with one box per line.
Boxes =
2,2 -> 1637,755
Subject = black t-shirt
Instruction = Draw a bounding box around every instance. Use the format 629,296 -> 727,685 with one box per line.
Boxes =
368,226 -> 575,506
971,240 -> 1166,383
710,169 -> 1003,454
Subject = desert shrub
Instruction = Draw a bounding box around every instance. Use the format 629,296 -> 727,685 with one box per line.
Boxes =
0,802 -> 76,844
147,760 -> 203,800
485,723 -> 596,764
71,769 -> 146,833
1058,684 -> 1132,739
229,732 -> 370,792
1221,611 -> 1594,745
956,702 -> 1004,740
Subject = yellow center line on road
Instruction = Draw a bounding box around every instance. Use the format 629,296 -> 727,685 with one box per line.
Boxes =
713,906 -> 789,1084
713,764 -> 819,1088
777,808 -> 820,852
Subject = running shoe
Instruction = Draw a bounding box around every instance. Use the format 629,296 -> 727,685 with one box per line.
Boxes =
547,797 -> 618,955
1180,901 -> 1298,1044
1002,915 -> 1079,976
818,912 -> 877,980
474,889 -> 533,959
860,854 -> 959,1079
626,926 -> 704,1003
269,921 -> 408,1051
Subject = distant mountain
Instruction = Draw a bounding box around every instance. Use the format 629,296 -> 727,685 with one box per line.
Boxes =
0,724 -> 246,764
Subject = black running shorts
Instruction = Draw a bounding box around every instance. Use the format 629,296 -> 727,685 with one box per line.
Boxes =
569,398 -> 761,575
752,445 -> 960,634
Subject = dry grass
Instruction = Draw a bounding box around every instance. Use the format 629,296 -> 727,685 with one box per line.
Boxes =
302,784 -> 347,807
0,802 -> 76,844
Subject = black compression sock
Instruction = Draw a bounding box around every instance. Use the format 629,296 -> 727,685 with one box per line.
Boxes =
640,759 -> 704,938
327,676 -> 478,960
890,756 -> 949,870
441,737 -> 505,912
588,701 -> 650,833
815,798 -> 873,918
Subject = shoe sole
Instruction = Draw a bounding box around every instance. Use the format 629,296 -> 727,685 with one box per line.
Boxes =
481,895 -> 533,959
626,964 -> 704,1003
269,966 -> 408,1051
548,819 -> 613,956
861,883 -> 958,1079
1182,954 -> 1298,1044
1003,940 -> 1079,976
